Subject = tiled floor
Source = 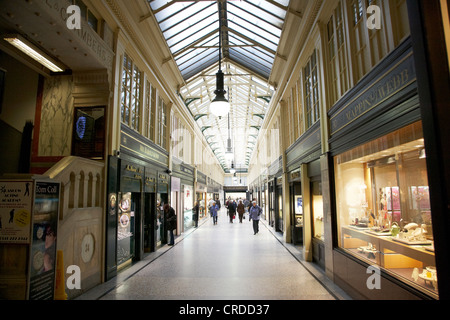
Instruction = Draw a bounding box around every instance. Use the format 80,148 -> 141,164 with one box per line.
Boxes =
77,209 -> 351,300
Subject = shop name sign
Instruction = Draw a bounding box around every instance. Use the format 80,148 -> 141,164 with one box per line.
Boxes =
330,52 -> 416,135
121,125 -> 169,166
35,184 -> 58,195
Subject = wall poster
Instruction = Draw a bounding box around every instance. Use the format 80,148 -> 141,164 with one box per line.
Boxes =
0,181 -> 33,243
28,181 -> 60,300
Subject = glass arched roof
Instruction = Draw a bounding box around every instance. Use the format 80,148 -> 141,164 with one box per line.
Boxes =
147,0 -> 290,172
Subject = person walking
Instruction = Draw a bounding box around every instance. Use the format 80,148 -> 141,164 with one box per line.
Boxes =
237,200 -> 245,223
228,199 -> 236,223
210,201 -> 219,225
249,200 -> 262,235
164,204 -> 177,245
192,201 -> 200,227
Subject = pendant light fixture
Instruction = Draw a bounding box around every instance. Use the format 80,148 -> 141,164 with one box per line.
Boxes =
225,112 -> 234,161
210,15 -> 230,118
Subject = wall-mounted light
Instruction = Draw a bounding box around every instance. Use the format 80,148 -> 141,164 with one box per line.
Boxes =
3,34 -> 64,72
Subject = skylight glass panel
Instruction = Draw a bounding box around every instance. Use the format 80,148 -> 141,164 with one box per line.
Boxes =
227,6 -> 282,38
157,2 -> 213,30
164,10 -> 217,41
228,22 -> 278,52
149,0 -> 173,12
170,24 -> 218,54
166,17 -> 217,48
228,13 -> 280,45
232,1 -> 285,28
246,0 -> 287,20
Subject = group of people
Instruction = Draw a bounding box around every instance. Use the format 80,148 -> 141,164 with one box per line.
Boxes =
210,197 -> 263,235
163,196 -> 264,247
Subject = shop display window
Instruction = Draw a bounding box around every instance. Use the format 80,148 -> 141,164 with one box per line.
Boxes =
311,181 -> 324,241
183,185 -> 194,230
117,192 -> 135,266
334,122 -> 437,297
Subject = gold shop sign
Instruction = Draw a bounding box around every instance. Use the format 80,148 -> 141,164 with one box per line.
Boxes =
330,51 -> 416,135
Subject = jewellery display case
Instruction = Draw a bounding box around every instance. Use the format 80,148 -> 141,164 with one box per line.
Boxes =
334,122 -> 437,297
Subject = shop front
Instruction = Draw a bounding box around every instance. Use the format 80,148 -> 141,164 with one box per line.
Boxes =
289,169 -> 303,245
105,125 -> 169,280
285,120 -> 322,264
196,171 -> 208,219
275,176 -> 283,233
172,162 -> 195,232
308,159 -> 325,270
329,38 -> 438,299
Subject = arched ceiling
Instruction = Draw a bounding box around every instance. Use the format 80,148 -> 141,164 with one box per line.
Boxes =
147,0 -> 292,172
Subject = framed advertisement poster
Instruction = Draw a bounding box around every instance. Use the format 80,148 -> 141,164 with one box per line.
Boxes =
0,180 -> 33,244
28,181 -> 60,300
294,195 -> 303,214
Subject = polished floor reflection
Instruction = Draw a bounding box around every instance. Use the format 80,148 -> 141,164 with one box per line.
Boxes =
78,208 -> 350,300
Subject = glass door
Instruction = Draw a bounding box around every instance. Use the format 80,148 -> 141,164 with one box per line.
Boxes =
117,192 -> 135,266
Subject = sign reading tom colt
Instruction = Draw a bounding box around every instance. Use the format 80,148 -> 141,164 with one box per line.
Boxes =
29,181 -> 60,300
0,178 -> 60,300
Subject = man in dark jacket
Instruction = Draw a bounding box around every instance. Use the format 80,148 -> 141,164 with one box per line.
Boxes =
164,204 -> 176,245
228,199 -> 236,223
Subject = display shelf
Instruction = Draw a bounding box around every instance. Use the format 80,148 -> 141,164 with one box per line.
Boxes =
341,226 -> 437,296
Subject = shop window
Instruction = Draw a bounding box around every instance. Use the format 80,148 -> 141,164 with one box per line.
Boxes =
121,54 -> 142,132
304,50 -> 320,129
72,107 -> 105,159
391,0 -> 411,45
117,192 -> 135,266
73,0 -> 99,33
348,0 -> 371,81
334,122 -> 438,298
366,0 -> 388,67
327,1 -> 350,107
157,96 -> 168,150
144,80 -> 155,141
183,185 -> 194,230
311,181 -> 324,241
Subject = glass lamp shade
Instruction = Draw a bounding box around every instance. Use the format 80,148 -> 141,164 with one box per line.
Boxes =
210,98 -> 230,117
210,98 -> 230,118
210,69 -> 230,117
225,151 -> 234,161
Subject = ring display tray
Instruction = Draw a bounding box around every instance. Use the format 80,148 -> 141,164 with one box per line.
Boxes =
391,237 -> 433,245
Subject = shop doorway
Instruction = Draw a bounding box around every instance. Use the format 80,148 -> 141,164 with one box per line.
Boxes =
290,182 -> 303,245
117,192 -> 140,268
157,193 -> 168,245
275,184 -> 283,233
144,193 -> 156,253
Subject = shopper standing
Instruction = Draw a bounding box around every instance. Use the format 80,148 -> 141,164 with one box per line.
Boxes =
249,200 -> 262,235
192,201 -> 199,228
237,200 -> 245,223
210,201 -> 219,225
164,204 -> 176,245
